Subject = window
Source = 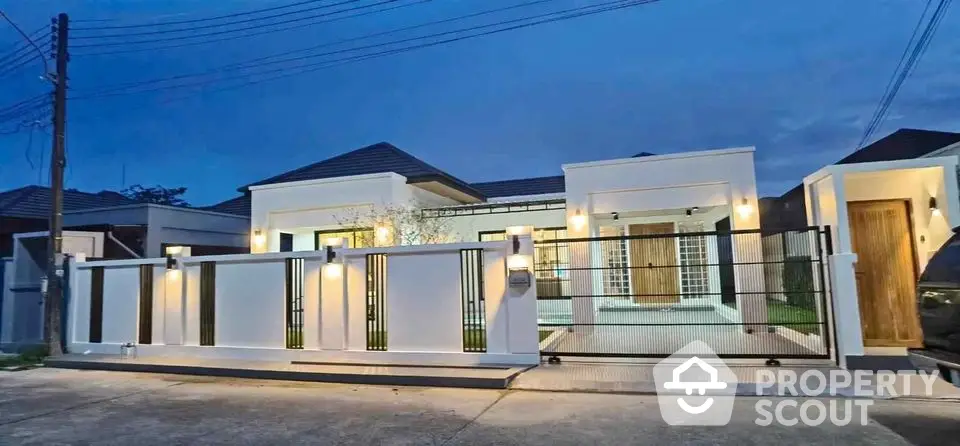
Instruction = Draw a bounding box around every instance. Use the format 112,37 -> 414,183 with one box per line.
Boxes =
479,230 -> 507,242
599,226 -> 630,297
315,228 -> 375,249
678,222 -> 710,299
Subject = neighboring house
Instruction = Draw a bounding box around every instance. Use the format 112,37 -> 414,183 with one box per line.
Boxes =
0,185 -> 252,349
762,128 -> 960,230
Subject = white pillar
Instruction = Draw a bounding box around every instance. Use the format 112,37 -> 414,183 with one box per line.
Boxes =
162,246 -> 189,345
506,233 -> 539,354
320,256 -> 346,351
302,259 -> 323,350
828,253 -> 863,368
65,253 -> 86,347
566,205 -> 595,332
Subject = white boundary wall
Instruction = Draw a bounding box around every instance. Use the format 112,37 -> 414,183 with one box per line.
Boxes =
66,240 -> 539,366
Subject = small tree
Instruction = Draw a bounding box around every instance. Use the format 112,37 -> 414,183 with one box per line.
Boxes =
121,184 -> 190,206
334,202 -> 455,246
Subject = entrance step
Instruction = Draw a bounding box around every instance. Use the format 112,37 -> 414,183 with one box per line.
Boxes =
44,354 -> 531,389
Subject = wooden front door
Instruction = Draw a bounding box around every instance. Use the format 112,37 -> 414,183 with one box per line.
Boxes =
628,223 -> 680,304
848,200 -> 922,347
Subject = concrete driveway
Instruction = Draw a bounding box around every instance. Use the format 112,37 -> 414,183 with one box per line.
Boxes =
0,368 -> 955,445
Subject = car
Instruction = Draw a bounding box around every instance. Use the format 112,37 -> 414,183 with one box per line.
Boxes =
909,227 -> 960,385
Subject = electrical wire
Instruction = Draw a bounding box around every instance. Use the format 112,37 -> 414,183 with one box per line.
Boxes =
71,1 -> 427,56
71,0 -> 399,48
0,11 -> 51,75
73,0 -> 656,101
856,0 -> 952,148
76,0 -> 558,93
71,0 -> 332,29
71,0 -> 366,38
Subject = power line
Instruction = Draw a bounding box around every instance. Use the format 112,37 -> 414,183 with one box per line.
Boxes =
71,0 -> 400,48
76,0 -> 559,94
0,11 -> 51,76
71,0 -> 332,29
73,0 -> 657,100
71,0 -> 366,38
71,1 -> 427,56
856,0 -> 952,148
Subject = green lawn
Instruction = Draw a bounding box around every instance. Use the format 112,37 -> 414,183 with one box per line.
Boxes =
767,300 -> 820,335
539,330 -> 554,342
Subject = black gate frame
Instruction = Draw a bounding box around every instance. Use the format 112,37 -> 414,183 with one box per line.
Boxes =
534,226 -> 836,363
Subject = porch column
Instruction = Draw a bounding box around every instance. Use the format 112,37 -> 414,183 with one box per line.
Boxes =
730,192 -> 767,332
506,232 -> 539,354
828,253 -> 863,368
566,205 -> 595,332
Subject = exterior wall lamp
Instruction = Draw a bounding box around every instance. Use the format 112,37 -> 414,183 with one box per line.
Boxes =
375,225 -> 391,245
930,197 -> 941,216
570,209 -> 587,231
322,237 -> 343,279
735,198 -> 753,219
252,229 -> 266,248
507,234 -> 531,289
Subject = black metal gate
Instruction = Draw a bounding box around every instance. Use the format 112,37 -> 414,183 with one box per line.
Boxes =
534,226 -> 834,361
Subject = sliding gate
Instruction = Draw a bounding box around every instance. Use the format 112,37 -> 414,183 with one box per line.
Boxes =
534,226 -> 834,362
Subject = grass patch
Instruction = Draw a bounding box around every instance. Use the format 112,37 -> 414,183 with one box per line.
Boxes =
539,330 -> 554,342
767,300 -> 819,335
0,345 -> 48,370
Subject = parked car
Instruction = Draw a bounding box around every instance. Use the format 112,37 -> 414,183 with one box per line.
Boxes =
910,227 -> 960,385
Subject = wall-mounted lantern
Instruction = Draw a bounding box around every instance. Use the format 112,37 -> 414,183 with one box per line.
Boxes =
736,198 -> 753,219
507,234 -> 531,289
685,209 -> 692,218
252,229 -> 266,248
570,209 -> 587,231
930,197 -> 941,217
322,237 -> 343,279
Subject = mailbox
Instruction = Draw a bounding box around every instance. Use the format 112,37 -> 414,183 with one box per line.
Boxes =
508,268 -> 531,290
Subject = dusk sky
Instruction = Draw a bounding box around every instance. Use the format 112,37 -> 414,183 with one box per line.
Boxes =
1,0 -> 958,206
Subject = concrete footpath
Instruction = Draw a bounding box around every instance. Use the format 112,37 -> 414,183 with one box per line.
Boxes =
2,368 -> 958,445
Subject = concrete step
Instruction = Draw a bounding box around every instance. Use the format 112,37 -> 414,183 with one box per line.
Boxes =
44,354 -> 530,389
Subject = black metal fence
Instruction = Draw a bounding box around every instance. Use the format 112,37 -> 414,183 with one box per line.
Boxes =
138,264 -> 153,345
199,261 -> 216,346
460,248 -> 486,352
88,266 -> 104,343
534,226 -> 833,360
366,253 -> 387,351
285,258 -> 304,349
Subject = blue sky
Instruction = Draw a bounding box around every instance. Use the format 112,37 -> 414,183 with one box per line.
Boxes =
1,0 -> 958,205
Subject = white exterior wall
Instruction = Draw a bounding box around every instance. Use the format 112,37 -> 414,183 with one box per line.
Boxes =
66,242 -> 538,366
64,204 -> 250,258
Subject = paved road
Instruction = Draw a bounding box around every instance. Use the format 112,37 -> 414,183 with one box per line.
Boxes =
0,369 -> 957,445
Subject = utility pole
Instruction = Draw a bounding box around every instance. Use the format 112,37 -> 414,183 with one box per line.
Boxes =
45,13 -> 68,356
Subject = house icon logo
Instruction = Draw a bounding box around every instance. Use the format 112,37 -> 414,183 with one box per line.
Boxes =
653,341 -> 738,426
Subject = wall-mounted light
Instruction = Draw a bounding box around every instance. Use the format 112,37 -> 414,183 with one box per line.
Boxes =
611,212 -> 619,221
165,254 -> 177,270
692,206 -> 700,212
511,235 -> 520,255
570,209 -> 587,231
375,225 -> 391,244
252,229 -> 266,247
929,197 -> 941,217
685,209 -> 692,218
323,262 -> 342,279
736,198 -> 753,219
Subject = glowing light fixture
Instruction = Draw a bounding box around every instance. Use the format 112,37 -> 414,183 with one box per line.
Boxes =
736,198 -> 753,219
570,209 -> 587,231
930,197 -> 941,216
323,262 -> 343,279
507,254 -> 529,270
375,225 -> 391,243
252,229 -> 266,247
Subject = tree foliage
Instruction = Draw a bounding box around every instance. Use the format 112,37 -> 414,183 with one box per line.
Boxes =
121,184 -> 190,206
334,202 -> 454,246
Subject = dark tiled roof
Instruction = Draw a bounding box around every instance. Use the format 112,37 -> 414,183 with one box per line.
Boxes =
469,175 -> 565,198
632,151 -> 657,157
204,194 -> 250,217
240,142 -> 484,199
0,185 -> 136,219
838,128 -> 960,164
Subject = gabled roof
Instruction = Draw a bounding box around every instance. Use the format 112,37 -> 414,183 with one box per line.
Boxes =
838,128 -> 960,165
469,175 -> 566,198
240,142 -> 485,200
204,194 -> 251,217
0,185 -> 136,219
